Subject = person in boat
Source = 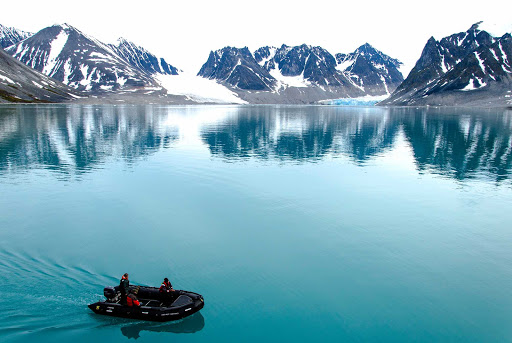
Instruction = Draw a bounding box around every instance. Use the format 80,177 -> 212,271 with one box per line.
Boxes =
126,292 -> 140,307
119,273 -> 130,305
159,277 -> 176,304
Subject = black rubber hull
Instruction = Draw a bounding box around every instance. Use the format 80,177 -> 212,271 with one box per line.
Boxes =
88,290 -> 204,322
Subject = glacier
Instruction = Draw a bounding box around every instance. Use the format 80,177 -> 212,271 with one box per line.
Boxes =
319,95 -> 389,106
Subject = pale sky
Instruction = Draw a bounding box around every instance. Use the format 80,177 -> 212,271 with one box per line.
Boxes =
1,0 -> 511,75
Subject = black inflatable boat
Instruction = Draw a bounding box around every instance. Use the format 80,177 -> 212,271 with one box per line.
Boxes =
88,285 -> 204,322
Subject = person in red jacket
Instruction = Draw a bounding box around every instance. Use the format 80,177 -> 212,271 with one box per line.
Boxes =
159,277 -> 176,304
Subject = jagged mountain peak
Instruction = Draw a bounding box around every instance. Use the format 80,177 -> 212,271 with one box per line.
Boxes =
253,46 -> 277,62
393,24 -> 495,95
426,36 -> 437,45
114,37 -> 147,54
469,21 -> 484,31
56,23 -> 73,30
354,43 -> 377,55
116,37 -> 131,44
0,23 -> 32,36
111,37 -> 179,76
381,24 -> 512,106
216,46 -> 252,56
423,33 -> 512,93
254,44 -> 345,85
198,46 -> 275,91
48,23 -> 82,35
334,43 -> 403,95
5,23 -> 161,93
115,37 -> 143,49
258,43 -> 402,95
0,23 -> 32,49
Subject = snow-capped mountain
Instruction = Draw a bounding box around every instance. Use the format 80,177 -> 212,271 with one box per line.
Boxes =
380,22 -> 510,106
0,48 -> 80,103
110,38 -> 179,76
5,24 -> 162,93
254,44 -> 358,90
420,33 -> 512,94
0,24 -> 32,49
335,43 -> 403,95
197,43 -> 403,103
198,45 -> 370,103
197,47 -> 276,91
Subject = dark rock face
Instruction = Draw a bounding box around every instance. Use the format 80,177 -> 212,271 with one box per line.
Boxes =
279,44 -> 345,86
380,22 -> 509,106
5,24 -> 161,93
198,43 -> 404,101
198,47 -> 275,91
110,38 -> 179,75
252,43 -> 402,96
335,43 -> 404,95
0,48 -> 80,103
0,24 -> 32,49
425,33 -> 512,94
254,44 -> 356,88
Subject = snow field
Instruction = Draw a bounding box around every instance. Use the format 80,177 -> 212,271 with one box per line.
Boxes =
156,73 -> 246,104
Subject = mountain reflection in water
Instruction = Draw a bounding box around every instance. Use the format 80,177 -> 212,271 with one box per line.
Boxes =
0,105 -> 511,182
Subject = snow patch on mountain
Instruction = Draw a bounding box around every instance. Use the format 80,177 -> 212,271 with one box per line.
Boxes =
0,73 -> 15,83
335,58 -> 354,72
269,68 -> 310,89
156,73 -> 246,104
461,77 -> 486,91
43,30 -> 69,75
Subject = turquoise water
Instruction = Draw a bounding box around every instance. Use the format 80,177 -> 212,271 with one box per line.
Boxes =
1,104 -> 512,342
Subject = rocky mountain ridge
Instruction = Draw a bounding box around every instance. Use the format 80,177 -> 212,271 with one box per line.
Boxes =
198,46 -> 276,91
4,23 -> 182,98
335,43 -> 404,96
5,24 -> 159,93
198,43 -> 403,103
380,22 -> 512,107
2,21 -> 511,106
0,24 -> 32,49
109,37 -> 180,76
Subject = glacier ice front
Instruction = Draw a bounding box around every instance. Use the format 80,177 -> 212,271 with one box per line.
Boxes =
319,95 -> 389,106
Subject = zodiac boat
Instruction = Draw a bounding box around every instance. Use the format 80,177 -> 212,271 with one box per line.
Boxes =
88,285 -> 204,322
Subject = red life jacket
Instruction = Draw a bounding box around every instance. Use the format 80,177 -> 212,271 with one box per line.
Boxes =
159,281 -> 172,292
126,295 -> 140,307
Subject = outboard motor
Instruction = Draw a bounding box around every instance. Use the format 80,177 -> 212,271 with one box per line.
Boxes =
104,287 -> 119,302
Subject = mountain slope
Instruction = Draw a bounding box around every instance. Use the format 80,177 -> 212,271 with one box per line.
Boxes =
380,22 -> 505,106
110,38 -> 179,76
423,33 -> 512,93
197,46 -> 276,91
197,43 -> 408,103
0,24 -> 32,49
254,44 -> 361,90
335,43 -> 403,95
198,45 -> 369,103
0,48 -> 80,103
5,24 -> 161,93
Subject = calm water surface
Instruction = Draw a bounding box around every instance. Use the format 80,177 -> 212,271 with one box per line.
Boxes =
1,104 -> 512,342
